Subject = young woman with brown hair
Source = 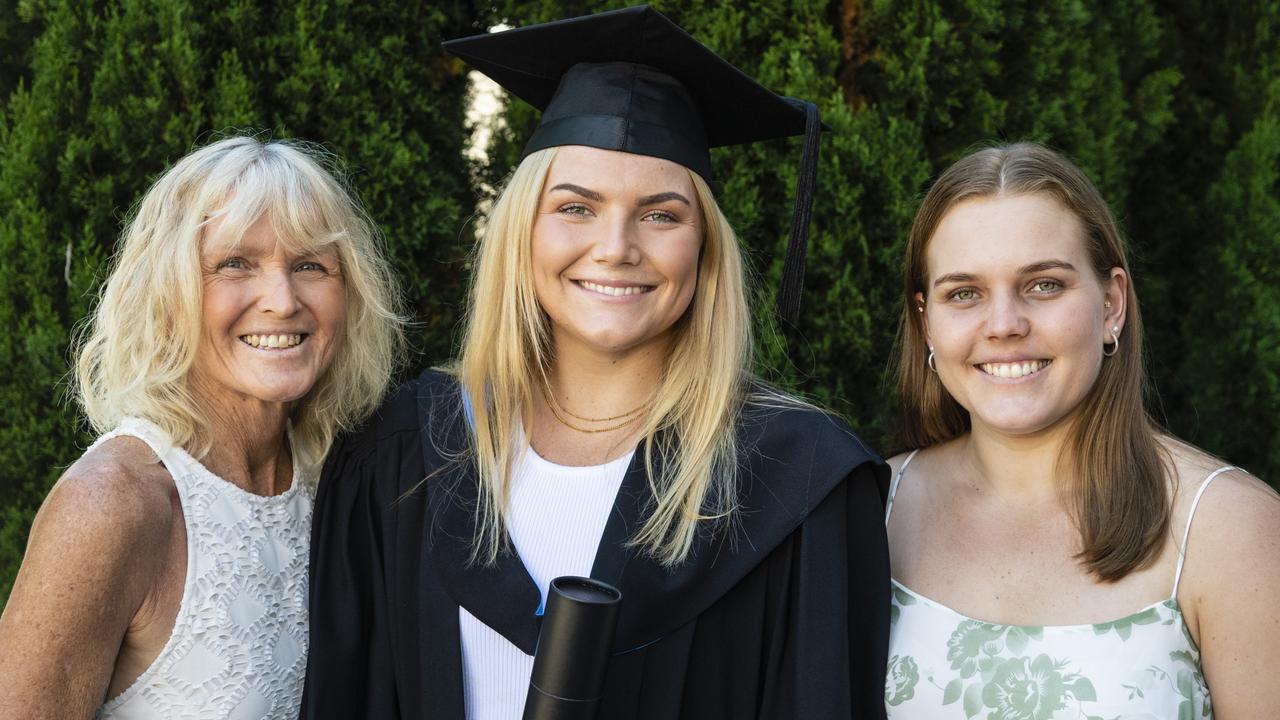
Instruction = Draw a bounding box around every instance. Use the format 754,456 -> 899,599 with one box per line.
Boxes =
885,142 -> 1280,718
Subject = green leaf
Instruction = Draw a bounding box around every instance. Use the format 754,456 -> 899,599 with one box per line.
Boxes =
1005,626 -> 1028,655
942,678 -> 962,705
1072,677 -> 1098,702
963,682 -> 984,718
1177,669 -> 1194,697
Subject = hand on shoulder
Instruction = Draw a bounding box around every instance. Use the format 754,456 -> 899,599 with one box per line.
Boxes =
0,436 -> 178,718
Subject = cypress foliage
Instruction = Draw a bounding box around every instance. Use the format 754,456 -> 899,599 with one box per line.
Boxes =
485,1 -> 1180,447
0,0 -> 482,602
2,0 -> 1277,605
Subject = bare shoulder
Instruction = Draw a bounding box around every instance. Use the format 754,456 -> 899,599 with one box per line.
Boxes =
1161,436 -> 1279,530
0,439 -> 178,720
35,436 -> 177,562
1166,436 -> 1280,588
886,440 -> 955,479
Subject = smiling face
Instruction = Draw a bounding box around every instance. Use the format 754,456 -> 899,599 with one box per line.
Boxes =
530,145 -> 703,357
191,214 -> 346,412
920,193 -> 1126,439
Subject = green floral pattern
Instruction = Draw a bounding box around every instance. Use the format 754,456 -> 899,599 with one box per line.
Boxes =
885,584 -> 1212,719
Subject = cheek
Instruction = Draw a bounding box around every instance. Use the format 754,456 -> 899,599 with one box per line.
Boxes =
925,310 -> 970,353
530,219 -> 581,276
306,282 -> 348,335
200,284 -> 242,335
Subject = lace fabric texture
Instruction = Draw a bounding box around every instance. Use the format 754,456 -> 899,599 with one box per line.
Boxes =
95,417 -> 314,720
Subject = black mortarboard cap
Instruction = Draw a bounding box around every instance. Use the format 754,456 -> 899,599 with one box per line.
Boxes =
444,5 -> 821,324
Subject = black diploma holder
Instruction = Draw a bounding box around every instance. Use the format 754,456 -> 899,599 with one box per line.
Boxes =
522,576 -> 623,720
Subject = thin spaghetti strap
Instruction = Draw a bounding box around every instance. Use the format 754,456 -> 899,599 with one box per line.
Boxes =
885,448 -> 921,525
1171,465 -> 1237,597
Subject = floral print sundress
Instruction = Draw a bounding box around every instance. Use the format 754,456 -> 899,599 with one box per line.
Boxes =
884,451 -> 1233,720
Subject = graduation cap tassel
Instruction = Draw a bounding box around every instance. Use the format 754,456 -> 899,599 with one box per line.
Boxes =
776,99 -> 821,327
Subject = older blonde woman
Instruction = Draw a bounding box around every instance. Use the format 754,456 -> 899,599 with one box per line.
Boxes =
0,136 -> 404,719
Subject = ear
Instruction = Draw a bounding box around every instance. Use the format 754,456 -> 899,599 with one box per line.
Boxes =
914,291 -> 931,345
1103,267 -> 1128,340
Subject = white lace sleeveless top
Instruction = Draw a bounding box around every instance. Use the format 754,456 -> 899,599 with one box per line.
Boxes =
93,417 -> 314,720
884,450 -> 1230,719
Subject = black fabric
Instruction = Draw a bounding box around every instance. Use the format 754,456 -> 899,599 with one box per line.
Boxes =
442,5 -> 813,183
301,370 -> 891,719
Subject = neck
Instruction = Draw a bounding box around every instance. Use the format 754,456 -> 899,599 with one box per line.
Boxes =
959,421 -> 1072,505
188,378 -> 294,496
544,335 -> 668,418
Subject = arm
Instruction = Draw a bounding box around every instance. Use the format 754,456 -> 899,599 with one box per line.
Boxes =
1183,471 -> 1280,718
759,465 -> 891,720
0,459 -> 170,719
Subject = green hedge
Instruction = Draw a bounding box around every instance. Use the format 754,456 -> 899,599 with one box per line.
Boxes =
2,1 -> 1277,605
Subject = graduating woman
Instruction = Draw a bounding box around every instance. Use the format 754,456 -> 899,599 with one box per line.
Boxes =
302,7 -> 889,720
884,142 -> 1280,717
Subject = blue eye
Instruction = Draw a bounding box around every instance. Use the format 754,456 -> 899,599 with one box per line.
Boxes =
296,261 -> 327,273
217,257 -> 246,270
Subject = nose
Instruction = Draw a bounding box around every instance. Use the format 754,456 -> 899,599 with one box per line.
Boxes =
256,267 -> 301,317
984,291 -> 1029,339
589,213 -> 641,266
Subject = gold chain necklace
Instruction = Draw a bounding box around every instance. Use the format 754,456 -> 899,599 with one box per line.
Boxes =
540,383 -> 651,434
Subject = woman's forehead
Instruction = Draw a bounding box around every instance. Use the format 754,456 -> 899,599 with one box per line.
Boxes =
927,194 -> 1087,275
200,212 -> 338,257
545,145 -> 697,196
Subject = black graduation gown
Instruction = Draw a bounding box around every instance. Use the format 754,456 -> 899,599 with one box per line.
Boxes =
301,371 -> 890,719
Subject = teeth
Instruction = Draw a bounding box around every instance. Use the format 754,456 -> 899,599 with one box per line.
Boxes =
579,280 -> 651,297
240,334 -> 303,349
979,360 -> 1050,378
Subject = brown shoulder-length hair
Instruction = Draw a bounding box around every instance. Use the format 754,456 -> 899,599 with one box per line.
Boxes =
895,141 -> 1168,582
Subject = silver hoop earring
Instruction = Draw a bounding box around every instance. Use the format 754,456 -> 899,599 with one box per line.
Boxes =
927,347 -> 937,373
1103,326 -> 1120,357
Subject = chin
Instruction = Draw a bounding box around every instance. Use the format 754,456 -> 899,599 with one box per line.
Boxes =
239,378 -> 319,405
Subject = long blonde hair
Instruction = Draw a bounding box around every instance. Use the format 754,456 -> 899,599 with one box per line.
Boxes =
454,147 -> 754,566
895,142 -> 1167,582
74,135 -> 406,474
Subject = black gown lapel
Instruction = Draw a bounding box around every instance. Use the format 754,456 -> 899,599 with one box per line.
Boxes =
414,373 -> 883,658
593,400 -> 883,654
415,376 -> 544,655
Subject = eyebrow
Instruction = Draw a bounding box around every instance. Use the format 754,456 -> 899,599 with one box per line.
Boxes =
637,191 -> 690,207
548,183 -> 603,201
547,184 -> 691,207
932,260 -> 1078,287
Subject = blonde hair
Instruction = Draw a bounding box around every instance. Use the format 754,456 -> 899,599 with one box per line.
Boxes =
74,135 -> 406,474
895,142 -> 1167,581
453,147 -> 754,566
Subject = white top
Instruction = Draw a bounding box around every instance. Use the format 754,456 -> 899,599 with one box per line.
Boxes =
884,449 -> 1229,719
94,417 -> 314,720
460,444 -> 633,720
